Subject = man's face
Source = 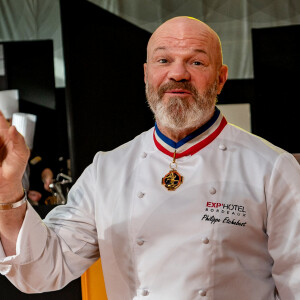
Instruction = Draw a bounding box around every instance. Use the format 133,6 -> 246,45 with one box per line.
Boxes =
144,19 -> 227,131
145,77 -> 218,130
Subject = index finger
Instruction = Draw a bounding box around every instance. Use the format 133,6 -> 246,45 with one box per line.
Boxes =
0,110 -> 10,130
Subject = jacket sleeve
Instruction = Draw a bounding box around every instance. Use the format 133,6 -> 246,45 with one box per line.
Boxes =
0,154 -> 101,293
267,152 -> 300,299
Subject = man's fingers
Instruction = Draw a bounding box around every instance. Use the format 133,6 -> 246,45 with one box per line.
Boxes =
8,126 -> 30,160
0,110 -> 9,129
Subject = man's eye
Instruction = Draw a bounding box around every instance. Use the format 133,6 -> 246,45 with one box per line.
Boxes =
193,61 -> 202,65
158,59 -> 168,63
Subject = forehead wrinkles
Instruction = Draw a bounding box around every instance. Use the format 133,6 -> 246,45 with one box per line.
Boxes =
148,36 -> 213,63
154,36 -> 210,48
148,32 -> 218,60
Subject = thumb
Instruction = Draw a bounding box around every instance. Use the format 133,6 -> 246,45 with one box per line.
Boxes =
8,125 -> 30,163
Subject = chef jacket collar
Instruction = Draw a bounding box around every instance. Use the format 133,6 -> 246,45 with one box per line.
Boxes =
153,107 -> 227,158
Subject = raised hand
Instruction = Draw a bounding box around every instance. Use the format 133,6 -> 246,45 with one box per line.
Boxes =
0,111 -> 30,200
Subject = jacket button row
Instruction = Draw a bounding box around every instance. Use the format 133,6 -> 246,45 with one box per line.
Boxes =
136,239 -> 145,246
198,289 -> 207,296
201,237 -> 209,244
209,187 -> 216,194
218,144 -> 227,151
137,191 -> 145,198
139,288 -> 149,296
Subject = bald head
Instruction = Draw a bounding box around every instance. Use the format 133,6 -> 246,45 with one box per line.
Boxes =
144,16 -> 228,139
147,16 -> 223,68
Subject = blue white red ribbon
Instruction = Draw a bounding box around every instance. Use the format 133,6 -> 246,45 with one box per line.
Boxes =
153,107 -> 227,158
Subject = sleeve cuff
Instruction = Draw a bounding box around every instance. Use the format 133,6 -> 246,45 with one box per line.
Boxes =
0,203 -> 48,274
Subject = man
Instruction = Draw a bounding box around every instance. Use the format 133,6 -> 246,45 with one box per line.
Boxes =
0,17 -> 300,299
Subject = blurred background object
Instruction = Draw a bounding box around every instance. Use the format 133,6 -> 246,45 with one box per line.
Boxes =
0,89 -> 19,121
12,112 -> 37,149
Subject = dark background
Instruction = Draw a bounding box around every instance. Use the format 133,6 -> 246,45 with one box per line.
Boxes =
252,24 -> 300,153
60,0 -> 153,180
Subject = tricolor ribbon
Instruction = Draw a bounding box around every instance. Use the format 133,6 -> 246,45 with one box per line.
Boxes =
154,107 -> 227,158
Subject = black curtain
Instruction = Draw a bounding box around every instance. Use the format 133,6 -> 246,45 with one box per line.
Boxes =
60,0 -> 152,180
252,24 -> 300,153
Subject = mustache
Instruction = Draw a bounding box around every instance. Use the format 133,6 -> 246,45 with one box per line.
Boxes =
157,81 -> 199,98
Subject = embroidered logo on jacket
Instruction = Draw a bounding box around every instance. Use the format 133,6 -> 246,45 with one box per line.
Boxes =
202,202 -> 247,227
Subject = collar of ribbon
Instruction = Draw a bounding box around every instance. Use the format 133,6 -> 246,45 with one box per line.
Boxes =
153,107 -> 227,158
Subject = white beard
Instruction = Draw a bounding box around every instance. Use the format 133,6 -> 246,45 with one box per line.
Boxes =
146,80 -> 218,131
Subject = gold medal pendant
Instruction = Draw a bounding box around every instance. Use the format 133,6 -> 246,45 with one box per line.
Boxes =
162,151 -> 183,191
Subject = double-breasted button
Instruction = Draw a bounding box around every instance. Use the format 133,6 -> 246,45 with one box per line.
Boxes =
218,144 -> 227,151
136,239 -> 145,246
141,152 -> 147,158
138,288 -> 150,296
137,191 -> 145,198
209,187 -> 216,195
198,289 -> 207,296
201,237 -> 209,244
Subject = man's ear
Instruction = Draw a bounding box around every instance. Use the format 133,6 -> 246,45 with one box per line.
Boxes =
143,63 -> 147,84
217,65 -> 228,94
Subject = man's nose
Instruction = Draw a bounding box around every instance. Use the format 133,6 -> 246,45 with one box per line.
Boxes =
168,62 -> 191,82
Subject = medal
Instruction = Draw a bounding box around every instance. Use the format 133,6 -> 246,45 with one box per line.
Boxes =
155,108 -> 227,191
162,151 -> 183,191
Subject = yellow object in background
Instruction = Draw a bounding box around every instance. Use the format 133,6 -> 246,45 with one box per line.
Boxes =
30,156 -> 42,165
81,259 -> 108,300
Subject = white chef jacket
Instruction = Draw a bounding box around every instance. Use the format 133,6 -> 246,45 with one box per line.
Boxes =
1,109 -> 300,300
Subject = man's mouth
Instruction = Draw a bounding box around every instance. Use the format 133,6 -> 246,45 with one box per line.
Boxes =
165,89 -> 192,95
